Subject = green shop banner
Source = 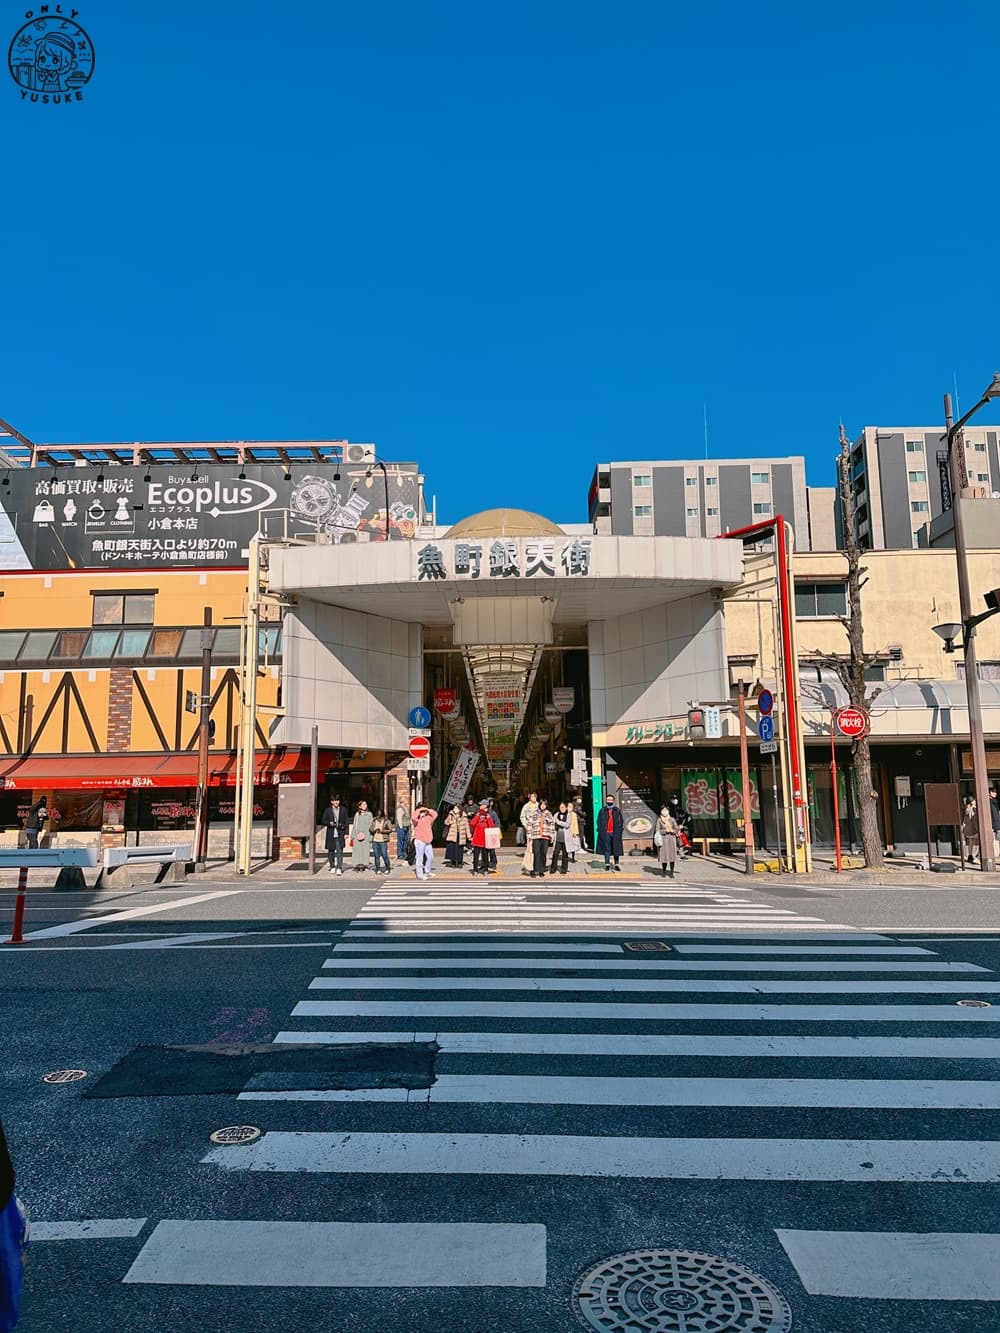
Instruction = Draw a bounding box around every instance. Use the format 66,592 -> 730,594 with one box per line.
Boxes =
682,770 -> 761,820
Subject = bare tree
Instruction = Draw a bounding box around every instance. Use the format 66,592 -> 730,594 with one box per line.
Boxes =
807,425 -> 885,868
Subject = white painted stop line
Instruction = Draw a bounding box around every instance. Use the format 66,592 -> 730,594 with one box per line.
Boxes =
123,1220 -> 546,1288
776,1229 -> 1000,1300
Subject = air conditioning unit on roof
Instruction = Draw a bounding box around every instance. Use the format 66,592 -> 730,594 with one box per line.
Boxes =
346,444 -> 376,465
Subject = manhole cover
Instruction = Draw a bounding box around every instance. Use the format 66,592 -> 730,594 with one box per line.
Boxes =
209,1125 -> 262,1145
572,1248 -> 792,1333
42,1069 -> 87,1084
622,941 -> 673,953
957,999 -> 992,1008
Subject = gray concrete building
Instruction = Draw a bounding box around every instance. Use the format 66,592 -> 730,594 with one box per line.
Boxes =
843,425 -> 1000,549
588,457 -> 834,551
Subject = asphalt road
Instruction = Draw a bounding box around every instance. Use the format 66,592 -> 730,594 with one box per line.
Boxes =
3,871 -> 1000,1332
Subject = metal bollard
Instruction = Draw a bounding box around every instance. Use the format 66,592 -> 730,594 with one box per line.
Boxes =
5,864 -> 29,944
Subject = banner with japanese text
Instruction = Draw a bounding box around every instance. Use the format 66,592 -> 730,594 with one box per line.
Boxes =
681,769 -> 761,819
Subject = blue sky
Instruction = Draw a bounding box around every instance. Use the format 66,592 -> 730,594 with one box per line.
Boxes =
5,0 -> 1000,524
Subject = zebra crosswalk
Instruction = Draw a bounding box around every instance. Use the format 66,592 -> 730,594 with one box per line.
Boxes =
123,882 -> 1000,1323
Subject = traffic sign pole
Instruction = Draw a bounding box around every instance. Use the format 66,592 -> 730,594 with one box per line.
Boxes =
737,682 -> 755,875
831,713 -> 842,874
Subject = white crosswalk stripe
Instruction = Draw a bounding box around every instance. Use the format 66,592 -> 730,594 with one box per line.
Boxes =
152,879 -> 1000,1309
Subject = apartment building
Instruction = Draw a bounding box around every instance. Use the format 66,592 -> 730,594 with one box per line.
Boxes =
843,425 -> 1000,549
588,457 -> 835,551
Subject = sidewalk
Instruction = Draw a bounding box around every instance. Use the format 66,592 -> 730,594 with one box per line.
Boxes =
4,845 -> 999,891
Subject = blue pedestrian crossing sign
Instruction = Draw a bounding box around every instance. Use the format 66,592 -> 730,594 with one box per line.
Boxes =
757,715 -> 775,742
409,705 -> 432,729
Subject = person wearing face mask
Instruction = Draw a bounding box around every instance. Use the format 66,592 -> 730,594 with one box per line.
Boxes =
350,800 -> 374,872
655,804 -> 680,878
596,793 -> 624,872
321,795 -> 349,875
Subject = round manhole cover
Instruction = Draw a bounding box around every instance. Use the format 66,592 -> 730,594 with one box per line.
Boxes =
42,1069 -> 87,1084
957,999 -> 992,1008
209,1125 -> 262,1145
572,1248 -> 792,1333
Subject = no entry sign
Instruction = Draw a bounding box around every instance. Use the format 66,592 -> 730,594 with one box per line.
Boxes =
408,735 -> 432,760
834,706 -> 870,738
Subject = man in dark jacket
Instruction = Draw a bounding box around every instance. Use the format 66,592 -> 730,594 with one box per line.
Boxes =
0,1120 -> 25,1331
321,796 -> 349,876
24,799 -> 47,850
990,786 -> 1000,862
596,795 -> 624,871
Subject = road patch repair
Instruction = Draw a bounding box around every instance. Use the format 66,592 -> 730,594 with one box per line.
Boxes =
83,1041 -> 438,1097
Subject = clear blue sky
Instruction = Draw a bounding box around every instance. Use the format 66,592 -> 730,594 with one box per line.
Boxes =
5,0 -> 1000,524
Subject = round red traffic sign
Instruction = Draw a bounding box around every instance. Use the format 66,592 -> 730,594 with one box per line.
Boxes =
834,706 -> 870,738
408,735 -> 431,760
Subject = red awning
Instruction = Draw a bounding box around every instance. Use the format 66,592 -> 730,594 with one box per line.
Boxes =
0,750 -> 329,792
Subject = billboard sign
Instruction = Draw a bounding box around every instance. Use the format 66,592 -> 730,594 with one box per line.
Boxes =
0,461 -> 421,571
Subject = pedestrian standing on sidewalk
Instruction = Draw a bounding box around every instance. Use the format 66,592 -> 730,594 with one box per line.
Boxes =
321,795 -> 349,875
395,799 -> 411,862
519,792 -> 539,876
550,802 -> 571,875
528,799 -> 554,878
989,786 -> 1000,862
350,800 -> 374,872
962,795 -> 980,865
469,799 -> 492,877
597,794 -> 624,872
655,805 -> 680,878
566,800 -> 581,862
444,804 -> 471,868
572,793 -> 589,852
370,810 -> 392,874
412,804 -> 437,880
486,797 -> 500,873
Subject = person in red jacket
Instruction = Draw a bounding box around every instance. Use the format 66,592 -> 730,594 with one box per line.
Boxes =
469,800 -> 493,877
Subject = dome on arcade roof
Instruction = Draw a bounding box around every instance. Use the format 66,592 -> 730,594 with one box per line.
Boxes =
444,508 -> 565,538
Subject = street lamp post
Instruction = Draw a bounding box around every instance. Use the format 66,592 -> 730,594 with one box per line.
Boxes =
941,375 -> 1000,872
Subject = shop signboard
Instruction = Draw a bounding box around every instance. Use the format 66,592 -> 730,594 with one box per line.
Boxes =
617,778 -> 657,840
543,704 -> 562,725
552,687 -> 575,715
483,677 -> 522,723
433,688 -> 458,717
0,461 -> 423,572
486,724 -> 516,762
571,749 -> 587,785
682,769 -> 761,819
442,745 -> 480,805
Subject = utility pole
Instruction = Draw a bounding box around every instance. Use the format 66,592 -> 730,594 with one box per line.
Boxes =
737,682 -> 755,875
945,393 -> 996,872
192,607 -> 213,867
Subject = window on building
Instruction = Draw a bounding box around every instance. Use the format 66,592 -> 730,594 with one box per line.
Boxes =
911,500 -> 929,512
978,473 -> 990,483
908,470 -> 926,483
706,507 -> 719,516
18,630 -> 57,660
147,628 -> 184,659
0,631 -> 25,660
633,504 -> 652,517
686,506 -> 698,517
92,592 -> 155,625
633,474 -> 651,486
52,630 -> 89,659
905,440 -> 923,452
751,471 -> 769,484
955,661 -> 1000,682
705,476 -> 717,486
975,442 -> 987,452
753,502 -> 771,515
116,629 -> 152,657
83,630 -> 121,659
795,581 -> 848,618
685,477 -> 697,487
216,627 -> 244,657
864,663 -> 886,683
